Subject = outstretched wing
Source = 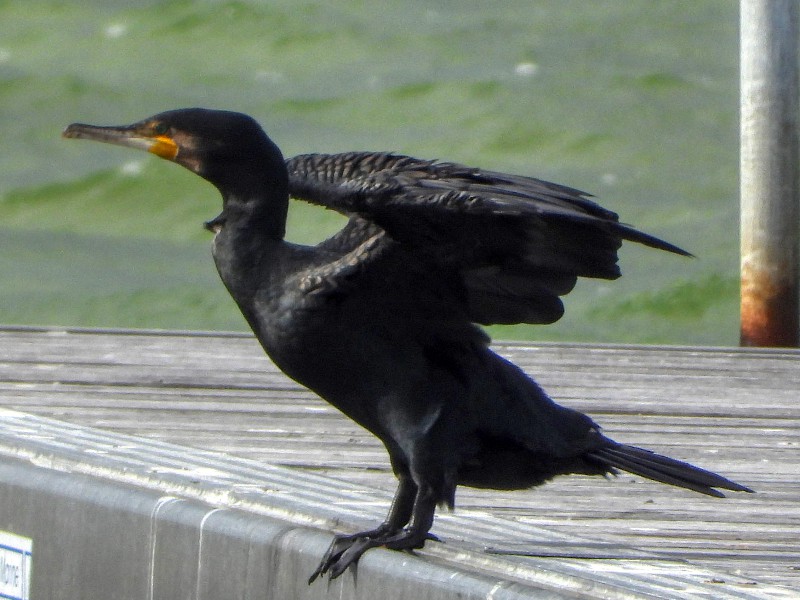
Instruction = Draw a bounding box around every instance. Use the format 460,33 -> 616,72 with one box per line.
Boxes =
287,152 -> 689,325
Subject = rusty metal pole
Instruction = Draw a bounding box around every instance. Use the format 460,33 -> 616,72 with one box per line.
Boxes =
740,0 -> 800,347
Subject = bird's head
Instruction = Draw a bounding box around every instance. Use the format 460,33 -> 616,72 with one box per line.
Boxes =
63,108 -> 287,199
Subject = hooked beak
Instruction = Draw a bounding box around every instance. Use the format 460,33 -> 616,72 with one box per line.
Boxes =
62,122 -> 179,161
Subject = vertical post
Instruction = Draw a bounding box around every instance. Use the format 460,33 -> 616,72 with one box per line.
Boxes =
740,0 -> 800,347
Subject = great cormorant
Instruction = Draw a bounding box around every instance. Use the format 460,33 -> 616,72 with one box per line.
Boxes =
63,108 -> 752,582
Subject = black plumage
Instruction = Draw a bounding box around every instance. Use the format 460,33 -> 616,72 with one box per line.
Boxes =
63,108 -> 751,582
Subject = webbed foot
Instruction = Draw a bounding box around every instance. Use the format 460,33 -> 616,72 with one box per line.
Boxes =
308,527 -> 437,583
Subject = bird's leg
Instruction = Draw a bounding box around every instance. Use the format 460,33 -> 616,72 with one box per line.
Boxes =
308,475 -> 417,583
311,483 -> 439,582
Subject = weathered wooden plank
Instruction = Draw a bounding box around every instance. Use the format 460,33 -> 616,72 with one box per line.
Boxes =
0,327 -> 797,592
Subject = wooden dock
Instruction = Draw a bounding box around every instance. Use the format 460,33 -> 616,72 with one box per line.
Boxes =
0,326 -> 797,598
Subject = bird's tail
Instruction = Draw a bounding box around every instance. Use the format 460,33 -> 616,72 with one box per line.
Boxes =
587,444 -> 754,498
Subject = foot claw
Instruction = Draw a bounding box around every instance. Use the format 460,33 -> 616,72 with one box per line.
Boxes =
309,535 -> 372,583
309,527 -> 438,583
308,534 -> 355,584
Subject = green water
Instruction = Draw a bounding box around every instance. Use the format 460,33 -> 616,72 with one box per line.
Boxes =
0,0 -> 740,344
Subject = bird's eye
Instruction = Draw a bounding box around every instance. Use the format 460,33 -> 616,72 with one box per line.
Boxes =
152,122 -> 169,136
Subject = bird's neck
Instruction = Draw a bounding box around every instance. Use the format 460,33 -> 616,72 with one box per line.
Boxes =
219,190 -> 288,241
207,146 -> 290,241
209,185 -> 291,305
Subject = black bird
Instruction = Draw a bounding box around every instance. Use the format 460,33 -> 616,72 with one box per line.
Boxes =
63,108 -> 753,581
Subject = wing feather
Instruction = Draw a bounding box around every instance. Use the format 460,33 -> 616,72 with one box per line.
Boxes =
287,152 -> 689,326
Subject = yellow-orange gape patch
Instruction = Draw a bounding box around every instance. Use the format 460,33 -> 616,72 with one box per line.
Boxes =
148,135 -> 179,160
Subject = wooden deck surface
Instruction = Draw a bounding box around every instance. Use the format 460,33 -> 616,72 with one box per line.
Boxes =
0,326 -> 797,595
